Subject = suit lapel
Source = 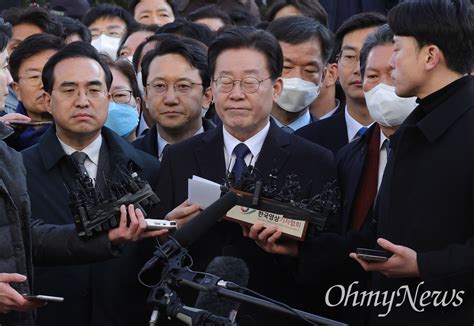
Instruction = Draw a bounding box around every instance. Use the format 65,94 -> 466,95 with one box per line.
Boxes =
194,127 -> 227,184
255,124 -> 291,177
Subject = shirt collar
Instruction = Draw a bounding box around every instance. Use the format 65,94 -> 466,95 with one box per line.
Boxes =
223,121 -> 270,162
379,127 -> 389,150
272,109 -> 311,131
345,105 -> 373,141
156,126 -> 205,159
57,133 -> 102,166
319,99 -> 340,120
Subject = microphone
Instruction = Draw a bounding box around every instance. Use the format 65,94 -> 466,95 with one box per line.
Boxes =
195,256 -> 249,323
174,191 -> 239,248
140,191 -> 239,282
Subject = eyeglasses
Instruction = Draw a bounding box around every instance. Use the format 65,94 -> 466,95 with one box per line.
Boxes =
111,89 -> 133,104
90,29 -> 125,39
53,86 -> 107,100
18,73 -> 42,87
336,50 -> 360,68
213,76 -> 271,94
146,80 -> 203,95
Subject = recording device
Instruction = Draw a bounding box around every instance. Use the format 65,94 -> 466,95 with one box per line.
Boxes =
195,257 -> 249,322
22,294 -> 64,303
221,165 -> 340,240
145,219 -> 177,230
69,167 -> 160,238
356,248 -> 392,262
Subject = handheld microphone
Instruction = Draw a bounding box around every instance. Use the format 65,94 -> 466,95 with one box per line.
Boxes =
195,256 -> 249,322
174,191 -> 239,248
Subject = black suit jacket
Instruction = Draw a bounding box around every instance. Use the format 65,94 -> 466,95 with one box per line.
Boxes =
132,118 -> 216,158
153,122 -> 337,325
295,111 -> 348,155
22,126 -> 160,326
369,76 -> 474,325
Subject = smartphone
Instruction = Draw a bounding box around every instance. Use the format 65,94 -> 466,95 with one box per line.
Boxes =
356,248 -> 392,262
10,121 -> 52,128
23,294 -> 64,303
145,219 -> 177,231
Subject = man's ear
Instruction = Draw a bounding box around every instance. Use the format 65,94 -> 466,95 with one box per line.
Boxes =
272,77 -> 283,101
424,45 -> 441,71
11,81 -> 21,101
202,86 -> 212,109
323,63 -> 338,88
43,92 -> 52,114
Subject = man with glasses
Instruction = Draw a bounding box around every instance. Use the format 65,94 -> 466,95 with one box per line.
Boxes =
133,35 -> 215,160
6,33 -> 65,150
153,27 -> 336,325
21,41 -> 162,326
83,4 -> 136,60
296,12 -> 386,154
267,16 -> 335,133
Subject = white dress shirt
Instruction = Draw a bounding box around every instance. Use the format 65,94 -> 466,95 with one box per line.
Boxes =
378,130 -> 390,191
58,134 -> 102,180
272,109 -> 312,131
223,121 -> 270,172
157,126 -> 204,160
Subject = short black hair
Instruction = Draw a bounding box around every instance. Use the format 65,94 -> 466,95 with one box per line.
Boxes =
267,15 -> 334,65
131,32 -> 175,71
333,12 -> 386,61
265,0 -> 328,27
157,18 -> 215,46
117,23 -> 158,58
141,35 -> 210,90
42,41 -> 113,93
102,55 -> 143,106
208,26 -> 283,81
0,18 -> 12,52
58,16 -> 92,43
9,33 -> 65,82
388,0 -> 474,75
187,4 -> 232,27
128,0 -> 177,18
3,6 -> 63,37
359,24 -> 394,79
82,4 -> 136,29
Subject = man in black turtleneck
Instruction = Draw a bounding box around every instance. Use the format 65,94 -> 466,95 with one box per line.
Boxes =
347,1 -> 474,325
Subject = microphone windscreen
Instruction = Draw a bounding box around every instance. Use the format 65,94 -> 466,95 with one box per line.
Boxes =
195,256 -> 249,319
173,191 -> 239,248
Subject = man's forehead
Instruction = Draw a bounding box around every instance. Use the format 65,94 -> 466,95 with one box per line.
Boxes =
54,58 -> 105,82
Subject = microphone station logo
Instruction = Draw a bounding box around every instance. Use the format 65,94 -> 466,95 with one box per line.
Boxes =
325,281 -> 464,317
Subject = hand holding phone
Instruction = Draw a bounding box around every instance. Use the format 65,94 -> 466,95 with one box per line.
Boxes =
356,248 -> 392,262
144,219 -> 177,231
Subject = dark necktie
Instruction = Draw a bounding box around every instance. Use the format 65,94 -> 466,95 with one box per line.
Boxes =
350,125 -> 380,230
232,143 -> 251,180
281,125 -> 294,133
352,126 -> 368,141
71,151 -> 89,177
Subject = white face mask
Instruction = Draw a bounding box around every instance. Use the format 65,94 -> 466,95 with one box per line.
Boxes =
364,83 -> 418,127
275,77 -> 320,113
91,34 -> 121,60
136,71 -> 145,96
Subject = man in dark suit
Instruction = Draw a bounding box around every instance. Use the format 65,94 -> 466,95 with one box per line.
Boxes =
348,1 -> 474,324
154,27 -> 337,325
295,12 -> 386,154
266,16 -> 335,132
21,42 -> 166,326
133,36 -> 214,159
